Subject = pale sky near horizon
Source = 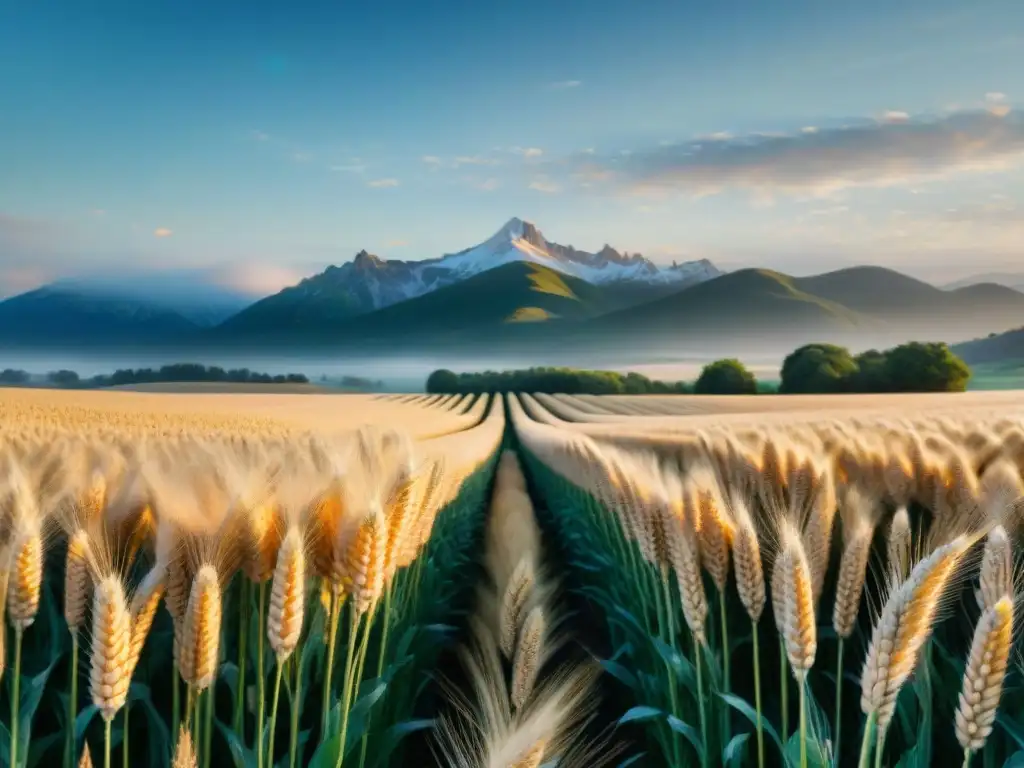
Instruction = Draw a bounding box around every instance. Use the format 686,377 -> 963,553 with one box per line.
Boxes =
2,0 -> 1023,299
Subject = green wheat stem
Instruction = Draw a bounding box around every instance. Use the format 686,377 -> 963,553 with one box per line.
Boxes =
963,748 -> 973,768
858,711 -> 876,768
171,663 -> 180,745
335,611 -> 363,768
659,569 -> 682,768
694,634 -> 709,768
12,627 -> 23,768
193,690 -> 202,766
267,664 -> 284,768
780,638 -> 789,740
875,731 -> 886,768
235,579 -> 250,741
104,719 -> 112,768
350,601 -> 379,768
799,676 -> 807,768
122,704 -> 129,768
257,580 -> 267,768
67,633 -> 79,768
290,650 -> 302,768
719,592 -> 731,744
834,637 -> 844,761
321,589 -> 341,739
203,680 -> 214,768
359,588 -> 394,768
752,620 -> 764,768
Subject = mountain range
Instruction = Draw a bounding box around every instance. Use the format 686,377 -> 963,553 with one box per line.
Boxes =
1,217 -> 1022,360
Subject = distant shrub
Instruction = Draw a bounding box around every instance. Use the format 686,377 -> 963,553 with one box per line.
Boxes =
779,343 -> 858,394
694,359 -> 758,395
47,370 -> 81,387
426,369 -> 461,394
779,341 -> 970,394
883,341 -> 971,393
0,369 -> 30,384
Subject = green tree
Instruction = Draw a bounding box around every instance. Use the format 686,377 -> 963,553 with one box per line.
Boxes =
882,342 -> 971,393
779,343 -> 858,394
426,368 -> 460,393
694,359 -> 758,395
850,349 -> 890,392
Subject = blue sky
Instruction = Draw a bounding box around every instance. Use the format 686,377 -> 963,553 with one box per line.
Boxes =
2,0 -> 1023,298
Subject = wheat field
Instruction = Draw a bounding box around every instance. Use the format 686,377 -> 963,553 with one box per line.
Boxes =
2,386 -> 1024,767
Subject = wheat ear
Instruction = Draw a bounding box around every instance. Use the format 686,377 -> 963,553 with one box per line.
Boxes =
173,726 -> 198,768
860,536 -> 972,751
78,743 -> 94,768
778,521 -> 817,680
511,605 -> 546,711
268,526 -> 306,662
64,529 -> 92,635
9,524 -> 43,630
976,526 -> 1011,612
345,505 -> 388,615
955,596 -> 1013,757
128,567 -> 167,673
89,575 -> 132,721
886,507 -> 911,583
181,565 -> 222,692
730,498 -> 765,623
500,558 -> 537,659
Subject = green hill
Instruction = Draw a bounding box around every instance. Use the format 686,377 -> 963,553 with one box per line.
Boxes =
212,261 -> 669,348
954,326 -> 1024,365
586,268 -> 870,337
340,261 -> 625,338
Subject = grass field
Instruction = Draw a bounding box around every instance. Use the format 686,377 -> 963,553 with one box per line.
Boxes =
968,360 -> 1024,391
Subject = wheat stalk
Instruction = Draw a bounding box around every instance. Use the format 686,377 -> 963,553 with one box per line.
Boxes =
859,536 -> 973,765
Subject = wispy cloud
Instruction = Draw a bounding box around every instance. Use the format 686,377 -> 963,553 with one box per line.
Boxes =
386,239 -> 409,247
548,80 -> 582,90
563,107 -> 1024,199
421,155 -> 443,167
250,130 -> 270,141
513,146 -> 544,159
367,178 -> 400,188
208,263 -> 306,295
330,162 -> 366,174
881,110 -> 910,123
476,178 -> 501,191
453,155 -> 499,167
153,227 -> 173,238
528,176 -> 560,193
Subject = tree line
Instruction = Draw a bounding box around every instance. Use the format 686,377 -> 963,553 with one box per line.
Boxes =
426,366 -> 693,395
425,341 -> 972,396
0,363 -> 310,389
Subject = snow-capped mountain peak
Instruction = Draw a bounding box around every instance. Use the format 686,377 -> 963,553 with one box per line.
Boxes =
260,218 -> 723,316
435,217 -> 721,286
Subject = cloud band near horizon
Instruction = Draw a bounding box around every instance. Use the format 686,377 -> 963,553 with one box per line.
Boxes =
564,107 -> 1022,198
